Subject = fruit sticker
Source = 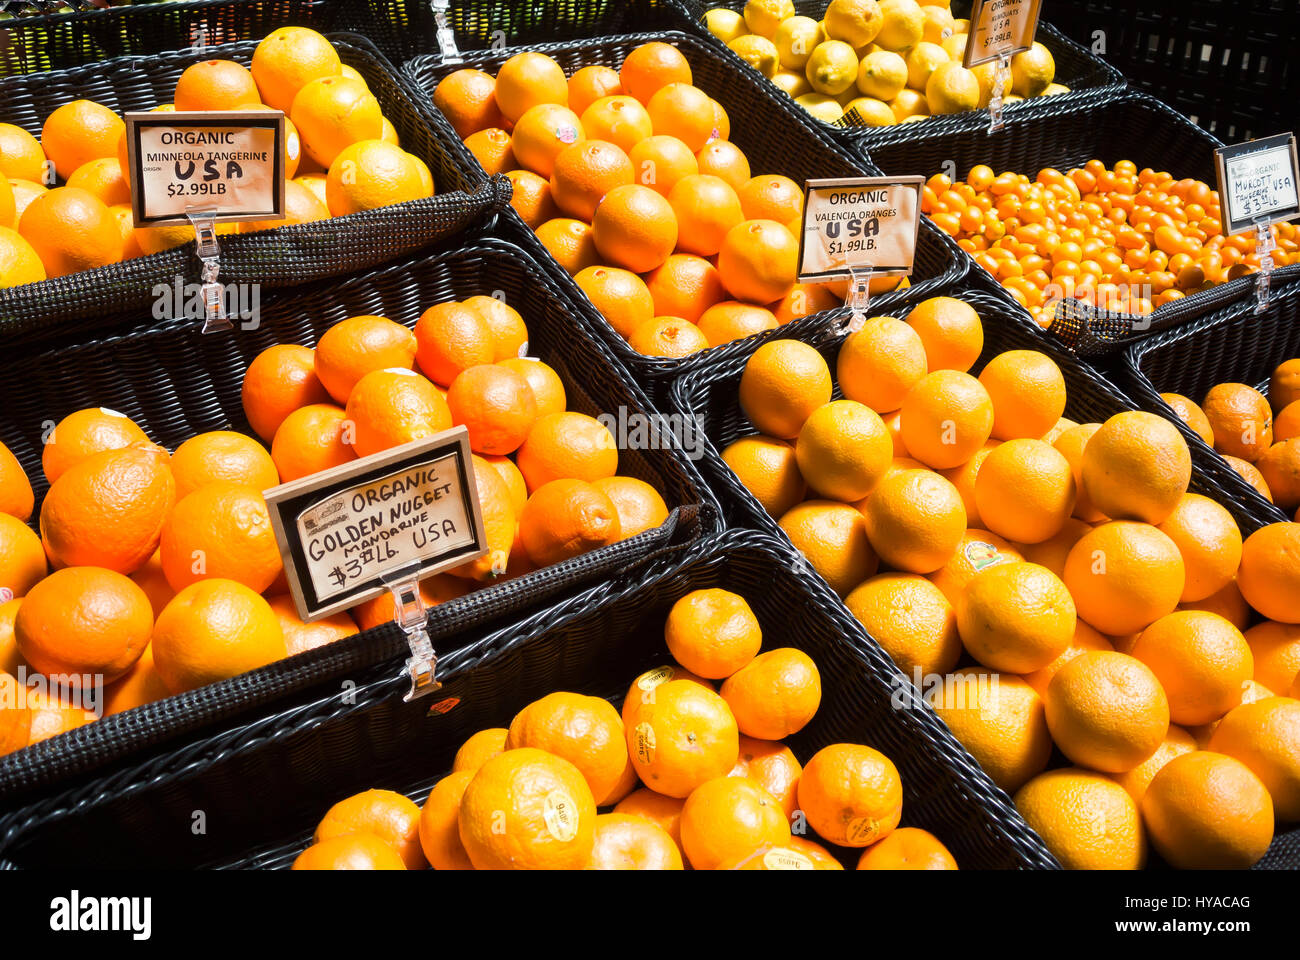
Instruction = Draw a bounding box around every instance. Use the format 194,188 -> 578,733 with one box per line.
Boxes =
543,789 -> 581,842
797,176 -> 924,282
962,0 -> 1043,68
965,539 -> 1010,572
761,847 -> 816,870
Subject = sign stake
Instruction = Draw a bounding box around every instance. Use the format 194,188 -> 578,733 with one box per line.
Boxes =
1255,219 -> 1276,313
382,565 -> 442,700
987,54 -> 1011,134
845,263 -> 874,334
186,208 -> 230,333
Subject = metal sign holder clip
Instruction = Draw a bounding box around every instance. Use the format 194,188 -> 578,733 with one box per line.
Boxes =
186,208 -> 230,333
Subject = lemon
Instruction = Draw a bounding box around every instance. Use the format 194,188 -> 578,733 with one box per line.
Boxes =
774,16 -> 824,70
925,61 -> 980,113
941,32 -> 966,60
772,68 -> 813,98
729,34 -> 780,77
1011,42 -> 1055,96
857,49 -> 907,99
824,0 -> 884,48
921,4 -> 955,43
743,0 -> 796,39
805,39 -> 859,96
1042,82 -> 1071,96
842,96 -> 896,126
905,41 -> 949,90
952,18 -> 970,32
889,88 -> 928,121
795,92 -> 846,123
875,0 -> 925,51
704,8 -> 748,43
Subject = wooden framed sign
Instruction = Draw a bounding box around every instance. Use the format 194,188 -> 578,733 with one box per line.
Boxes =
797,176 -> 924,282
1214,133 -> 1300,236
264,428 -> 487,621
124,109 -> 286,226
963,0 -> 1043,68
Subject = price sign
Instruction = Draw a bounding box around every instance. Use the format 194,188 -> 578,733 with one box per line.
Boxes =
124,110 -> 286,226
1214,133 -> 1300,236
797,176 -> 924,282
963,0 -> 1043,68
265,428 -> 487,621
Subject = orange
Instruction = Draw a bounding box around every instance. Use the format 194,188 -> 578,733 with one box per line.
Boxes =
798,743 -> 903,847
18,186 -> 123,277
664,588 -> 761,680
515,412 -> 618,491
0,442 -> 32,523
591,476 -> 668,539
1141,751 -> 1273,869
65,157 -> 129,207
1041,417 -> 1079,445
464,127 -> 516,175
293,833 -> 406,870
679,775 -> 790,870
535,217 -> 599,274
40,443 -> 174,575
644,253 -> 726,323
505,168 -> 558,227
446,454 -> 516,581
862,469 -> 966,574
270,403 -> 356,482
620,41 -> 693,104
100,644 -> 170,716
613,787 -> 687,852
720,647 -> 820,740
795,399 -> 891,502
903,297 -> 983,373
1244,621 -> 1300,694
434,68 -> 504,138
418,770 -> 475,870
857,827 -> 958,870
722,836 -> 844,870
1045,651 -> 1170,772
578,96 -> 652,155
899,370 -> 994,469
314,314 -> 417,403
574,265 -> 654,339
974,438 -> 1076,544
452,728 -> 508,774
837,316 -> 927,414
106,203 -> 143,260
0,225 -> 45,288
1225,454 -> 1273,501
721,434 -> 806,518
241,178 -> 329,233
0,123 -> 46,182
568,65 -> 623,116
1080,411 -> 1191,524
348,573 -> 468,630
846,573 -> 960,678
628,135 -> 698,198
267,594 -> 357,656
779,500 -> 878,596
628,316 -> 709,357
512,104 -> 584,179
314,788 -> 425,870
772,282 -> 840,325
1237,522 -> 1300,624
695,140 -> 751,191
587,812 -> 683,869
1052,422 -> 1107,522
41,406 -> 150,485
241,343 -> 331,442
1021,618 -> 1113,697
1181,577 -> 1252,630
412,300 -> 496,388
737,174 -> 803,223
739,339 -> 832,439
1202,383 -> 1272,462
1013,768 -> 1146,870
1109,724 -> 1198,803
128,549 -> 173,619
15,566 -> 150,682
591,184 -> 677,273
168,431 -> 278,500
506,691 -> 636,806
325,139 -> 425,216
1129,610 -> 1253,726
1209,697 -> 1300,820
466,296 -> 530,364
498,357 -> 566,418
173,58 -> 259,111
290,76 -> 383,168
1271,358 -> 1300,411
39,100 -> 123,180
645,83 -> 717,152
1013,516 -> 1091,580
977,350 -> 1066,441
446,364 -> 537,456
929,669 -> 1051,792
1257,438 -> 1300,511
548,140 -> 632,223
494,52 -> 569,125
344,367 -> 452,458
936,440 -> 999,529
517,478 -> 620,567
958,561 -> 1075,673
1064,521 -> 1186,635
696,300 -> 777,347
624,678 -> 739,798
717,218 -> 797,304
1161,392 -> 1215,447
1155,493 -> 1242,602
251,27 -> 342,114
160,482 -> 282,593
729,735 -> 801,822
665,174 -> 744,259
0,514 -> 45,601
151,578 -> 287,693
621,662 -> 714,728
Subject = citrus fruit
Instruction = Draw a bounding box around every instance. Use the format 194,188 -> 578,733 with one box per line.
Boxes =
463,127 -> 515,175
796,399 -> 892,502
591,183 -> 677,273
498,358 -> 565,419
720,647 -> 820,740
313,314 -> 417,403
628,316 -> 708,357
412,301 -> 495,388
976,350 -> 1066,441
624,679 -> 739,798
268,594 -> 357,657
1080,412 -> 1191,524
418,771 -> 474,870
587,812 -> 684,869
241,344 -> 331,442
1063,521 -> 1185,635
927,669 -> 1051,792
628,134 -> 698,197
797,743 -> 903,847
168,431 -> 278,500
1153,493 -> 1242,603
567,64 -> 623,116
645,253 -> 726,323
151,578 -> 286,693
578,95 -> 652,155
290,76 -> 383,168
1051,423 -> 1106,522
857,827 -> 957,869
0,226 -> 45,288
39,100 -> 123,180
1128,610 -> 1253,726
779,500 -> 878,596
837,316 -> 928,414
1208,696 -> 1300,821
433,68 -> 504,138
575,265 -> 655,339
904,297 -> 982,373
446,364 -> 537,455
494,52 -> 568,125
325,139 -> 426,215
0,123 -> 46,182
505,168 -> 558,227
506,691 -> 637,806
18,186 -> 122,277
1258,439 -> 1300,511
515,412 -> 617,491
518,478 -> 620,567
292,833 -> 406,870
41,407 -> 150,485
862,468 -> 966,574
173,58 -> 259,111
270,403 -> 356,482
159,482 -> 282,593
680,775 -> 790,870
664,588 -> 761,680
666,173 -> 744,259
613,788 -> 686,853
0,443 -> 32,523
314,788 -> 425,870
1237,522 -> 1300,624
451,728 -> 508,775
1045,651 -> 1170,772
549,139 -> 633,221
974,438 -> 1076,544
1013,768 -> 1146,870
343,367 -> 455,457
739,339 -> 833,439
717,218 -> 798,304
1243,620 -> 1300,694
1162,393 -> 1215,447
958,561 -> 1075,673
251,27 -> 341,113
1202,383 -> 1273,462
512,103 -> 585,179
620,41 -> 693,104
899,369 -> 994,470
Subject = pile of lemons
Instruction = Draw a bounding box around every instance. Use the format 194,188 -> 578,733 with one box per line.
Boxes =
705,0 -> 1064,127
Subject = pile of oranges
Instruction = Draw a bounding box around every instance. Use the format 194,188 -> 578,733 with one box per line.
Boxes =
0,298 -> 669,757
922,161 -> 1300,327
0,27 -> 434,290
434,40 -> 895,358
1161,359 -> 1300,516
722,294 -> 1300,869
293,587 -> 959,870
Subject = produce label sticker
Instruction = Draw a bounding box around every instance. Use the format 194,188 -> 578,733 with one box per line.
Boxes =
797,176 -> 924,282
124,110 -> 286,226
264,428 -> 486,622
963,0 -> 1043,68
1215,133 -> 1300,236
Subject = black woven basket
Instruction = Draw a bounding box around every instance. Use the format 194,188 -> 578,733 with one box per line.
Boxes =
0,529 -> 1058,870
1046,0 -> 1297,142
0,31 -> 505,348
670,288 -> 1278,552
866,89 -> 1300,357
405,27 -> 969,403
0,231 -> 719,807
1120,281 -> 1300,527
